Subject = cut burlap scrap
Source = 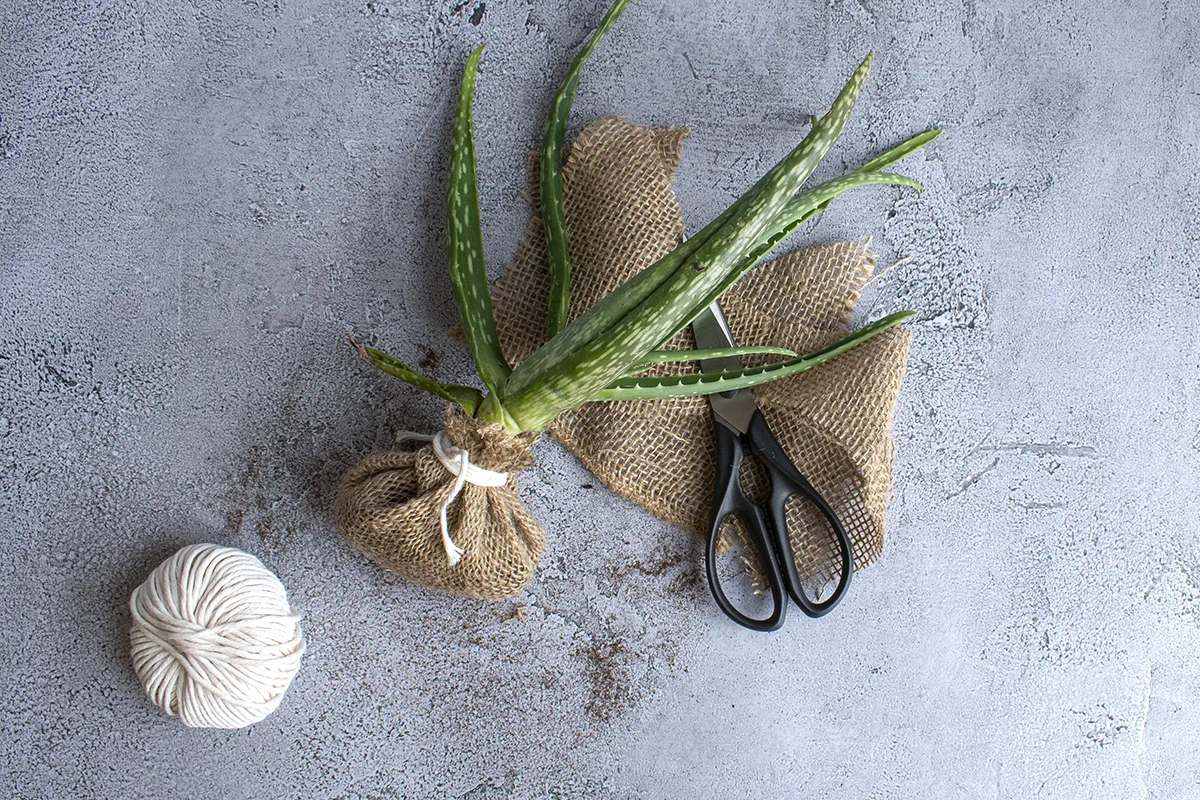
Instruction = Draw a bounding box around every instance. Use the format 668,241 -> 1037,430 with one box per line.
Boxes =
336,406 -> 543,599
490,117 -> 910,577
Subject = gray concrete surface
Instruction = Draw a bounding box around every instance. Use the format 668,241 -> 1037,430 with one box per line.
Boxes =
2,0 -> 1198,797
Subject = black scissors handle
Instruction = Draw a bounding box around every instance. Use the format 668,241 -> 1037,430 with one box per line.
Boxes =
745,411 -> 853,618
705,410 -> 854,631
706,419 -> 788,632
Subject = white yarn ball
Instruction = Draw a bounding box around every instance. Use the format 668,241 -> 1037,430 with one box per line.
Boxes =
129,543 -> 305,729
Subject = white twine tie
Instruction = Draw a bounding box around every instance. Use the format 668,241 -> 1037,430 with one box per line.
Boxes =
397,429 -> 509,566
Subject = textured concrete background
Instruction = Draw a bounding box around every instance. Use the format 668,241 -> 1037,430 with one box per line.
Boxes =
2,0 -> 1198,797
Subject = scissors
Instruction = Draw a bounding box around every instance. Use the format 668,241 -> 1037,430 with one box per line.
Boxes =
692,300 -> 854,631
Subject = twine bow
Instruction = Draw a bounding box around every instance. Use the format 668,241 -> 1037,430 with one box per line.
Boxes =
397,430 -> 509,565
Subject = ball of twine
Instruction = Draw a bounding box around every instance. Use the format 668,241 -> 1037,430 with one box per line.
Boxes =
129,543 -> 305,729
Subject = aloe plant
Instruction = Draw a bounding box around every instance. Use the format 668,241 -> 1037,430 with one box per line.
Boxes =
357,1 -> 939,435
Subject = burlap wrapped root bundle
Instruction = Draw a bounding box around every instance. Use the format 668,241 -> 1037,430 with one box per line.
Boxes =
334,1 -> 934,600
336,407 -> 541,600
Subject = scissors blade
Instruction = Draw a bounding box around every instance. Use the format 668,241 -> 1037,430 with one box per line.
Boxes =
691,300 -> 759,435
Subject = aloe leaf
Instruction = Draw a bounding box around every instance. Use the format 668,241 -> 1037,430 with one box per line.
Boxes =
775,171 -> 921,243
750,171 -> 922,275
791,169 -> 922,222
353,339 -> 484,415
592,311 -> 913,401
651,131 -> 938,348
686,131 -> 938,331
506,49 -> 850,398
654,171 -> 922,347
506,119 -> 803,399
633,345 -> 797,366
503,55 -> 876,429
855,127 -> 942,174
508,128 -> 939,398
505,162 -> 782,397
624,345 -> 801,376
448,44 -> 511,396
804,126 -> 941,218
543,0 -> 634,339
638,143 -> 933,346
622,345 -> 796,377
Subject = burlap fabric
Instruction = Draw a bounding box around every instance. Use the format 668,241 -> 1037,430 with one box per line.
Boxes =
489,117 -> 910,578
336,406 -> 543,599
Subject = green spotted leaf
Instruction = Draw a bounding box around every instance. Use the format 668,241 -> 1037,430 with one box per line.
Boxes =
654,171 -> 923,348
507,122 -> 939,401
623,345 -> 798,376
503,54 -> 877,430
448,44 -> 511,397
542,0 -> 633,339
593,311 -> 913,401
353,339 -> 483,415
804,126 -> 941,217
855,127 -> 943,174
631,345 -> 797,367
505,160 -> 783,398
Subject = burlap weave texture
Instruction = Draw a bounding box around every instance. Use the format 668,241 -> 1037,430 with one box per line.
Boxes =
490,117 -> 910,576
